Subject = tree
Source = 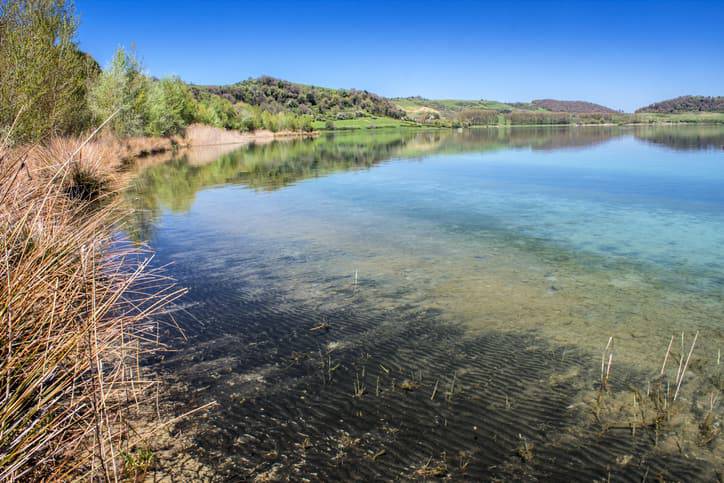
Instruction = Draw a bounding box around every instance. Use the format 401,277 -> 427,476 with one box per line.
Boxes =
0,0 -> 98,143
195,94 -> 240,130
87,47 -> 149,137
145,77 -> 195,136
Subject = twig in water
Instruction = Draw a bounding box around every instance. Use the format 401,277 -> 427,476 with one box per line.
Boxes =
447,373 -> 457,401
660,334 -> 674,376
675,332 -> 685,384
310,321 -> 330,332
673,331 -> 699,401
600,337 -> 614,390
431,379 -> 439,400
353,371 -> 366,398
601,336 -> 613,389
605,352 -> 613,387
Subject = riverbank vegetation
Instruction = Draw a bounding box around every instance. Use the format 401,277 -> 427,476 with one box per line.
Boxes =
0,130 -> 186,479
0,2 -> 313,148
0,1 -> 185,479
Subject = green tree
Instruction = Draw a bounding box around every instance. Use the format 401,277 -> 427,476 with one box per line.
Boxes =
195,94 -> 241,130
145,77 -> 195,136
87,47 -> 149,137
0,0 -> 98,143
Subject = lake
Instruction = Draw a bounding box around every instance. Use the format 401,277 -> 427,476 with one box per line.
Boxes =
127,125 -> 723,480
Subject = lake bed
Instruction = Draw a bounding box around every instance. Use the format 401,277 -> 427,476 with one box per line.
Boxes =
128,126 -> 723,480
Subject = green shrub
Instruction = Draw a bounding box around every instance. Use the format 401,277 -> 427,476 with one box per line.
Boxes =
0,0 -> 98,143
145,77 -> 196,136
260,111 -> 278,132
87,47 -> 149,137
195,94 -> 240,130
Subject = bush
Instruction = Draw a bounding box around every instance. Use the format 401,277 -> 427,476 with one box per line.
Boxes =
87,47 -> 149,137
0,0 -> 98,143
260,111 -> 278,132
195,93 -> 241,130
145,77 -> 196,136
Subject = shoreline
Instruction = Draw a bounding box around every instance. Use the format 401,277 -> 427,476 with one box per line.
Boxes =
119,124 -> 318,165
115,122 -> 722,168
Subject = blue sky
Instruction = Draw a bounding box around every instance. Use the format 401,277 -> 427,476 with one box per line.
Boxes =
75,0 -> 724,112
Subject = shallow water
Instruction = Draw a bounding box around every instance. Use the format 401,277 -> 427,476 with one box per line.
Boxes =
128,126 -> 723,480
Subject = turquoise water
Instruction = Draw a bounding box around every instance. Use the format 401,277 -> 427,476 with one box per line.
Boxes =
129,126 -> 723,479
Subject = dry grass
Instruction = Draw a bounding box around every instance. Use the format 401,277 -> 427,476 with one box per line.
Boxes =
184,123 -> 316,147
0,130 -> 184,480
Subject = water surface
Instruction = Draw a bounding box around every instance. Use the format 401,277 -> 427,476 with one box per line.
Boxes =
128,126 -> 723,480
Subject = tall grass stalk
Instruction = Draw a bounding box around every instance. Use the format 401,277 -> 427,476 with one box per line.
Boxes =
0,127 -> 184,480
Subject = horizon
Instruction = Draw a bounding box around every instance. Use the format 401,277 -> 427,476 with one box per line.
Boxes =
76,0 -> 724,112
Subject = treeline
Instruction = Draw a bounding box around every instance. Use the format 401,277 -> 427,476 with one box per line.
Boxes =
636,96 -> 724,114
440,109 -> 626,127
529,99 -> 619,114
197,76 -> 407,121
506,111 -> 624,125
87,50 -> 314,139
0,3 -> 312,145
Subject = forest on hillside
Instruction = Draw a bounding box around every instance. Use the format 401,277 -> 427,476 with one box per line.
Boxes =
196,76 -> 407,121
636,96 -> 724,113
529,99 -> 619,113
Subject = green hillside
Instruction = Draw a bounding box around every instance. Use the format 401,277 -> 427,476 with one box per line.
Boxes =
195,76 -> 406,121
636,96 -> 724,114
393,96 -> 625,126
194,78 -> 721,131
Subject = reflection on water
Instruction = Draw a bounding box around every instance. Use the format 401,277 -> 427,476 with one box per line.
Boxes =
128,126 -> 723,480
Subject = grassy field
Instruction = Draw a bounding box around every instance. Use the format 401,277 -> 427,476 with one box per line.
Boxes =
316,111 -> 724,131
632,112 -> 724,124
394,97 -> 523,118
312,116 -> 421,130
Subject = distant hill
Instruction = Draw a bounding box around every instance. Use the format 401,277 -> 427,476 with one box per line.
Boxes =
195,76 -> 406,120
192,76 -> 706,128
636,96 -> 724,114
530,99 -> 619,114
394,96 -> 619,119
393,97 -> 517,122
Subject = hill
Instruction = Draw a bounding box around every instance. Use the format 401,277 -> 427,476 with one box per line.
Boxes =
195,76 -> 406,121
636,96 -> 724,114
394,96 -> 518,119
393,96 -> 623,125
194,77 -> 721,129
529,99 -> 619,114
393,96 -> 620,118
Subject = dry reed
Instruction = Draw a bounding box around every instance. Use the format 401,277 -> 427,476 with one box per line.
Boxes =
0,129 -> 184,480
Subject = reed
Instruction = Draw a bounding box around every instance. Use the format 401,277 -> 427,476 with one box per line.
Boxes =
353,371 -> 366,398
0,128 -> 183,480
600,336 -> 614,390
673,331 -> 698,402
